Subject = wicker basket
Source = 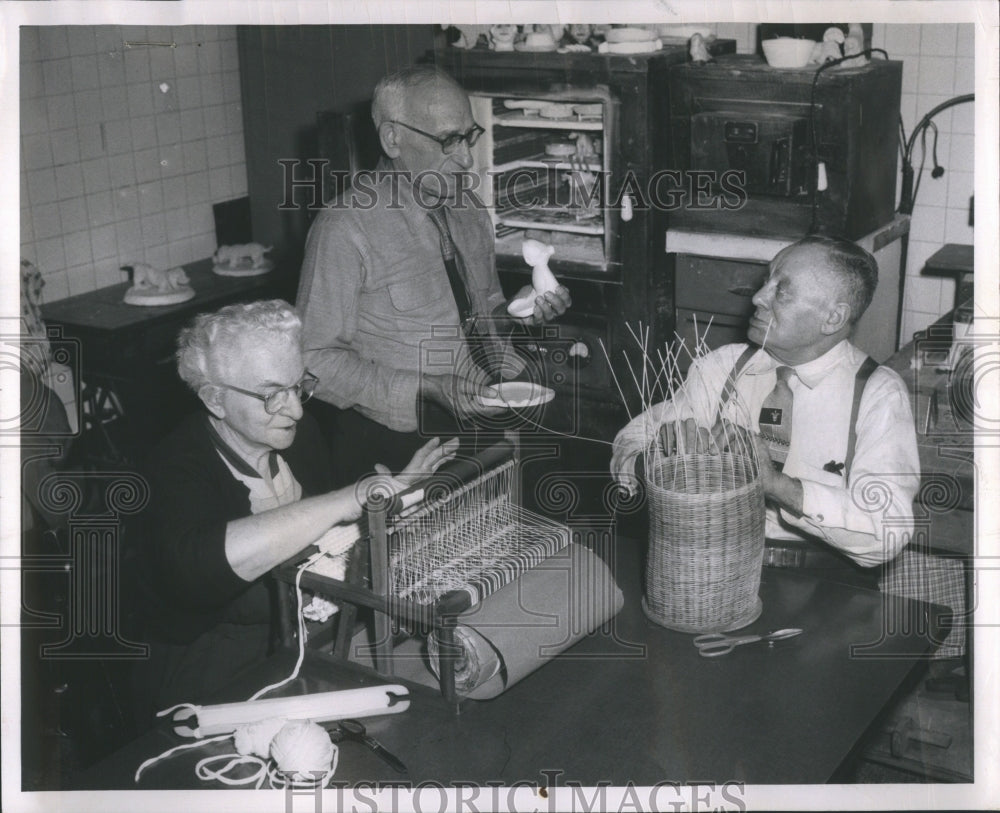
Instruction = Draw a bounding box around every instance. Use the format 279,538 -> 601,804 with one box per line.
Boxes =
642,452 -> 766,633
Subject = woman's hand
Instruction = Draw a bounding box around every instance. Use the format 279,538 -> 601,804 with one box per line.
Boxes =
372,436 -> 461,491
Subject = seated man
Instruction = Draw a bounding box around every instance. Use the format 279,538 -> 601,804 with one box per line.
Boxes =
131,300 -> 456,724
611,236 -> 920,584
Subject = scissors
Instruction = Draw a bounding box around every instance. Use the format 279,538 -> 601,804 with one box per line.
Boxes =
693,628 -> 803,658
326,718 -> 408,774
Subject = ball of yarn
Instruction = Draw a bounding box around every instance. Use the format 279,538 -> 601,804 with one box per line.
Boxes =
234,717 -> 286,758
270,720 -> 335,776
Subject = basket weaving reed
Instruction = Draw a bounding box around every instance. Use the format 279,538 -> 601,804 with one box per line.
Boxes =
643,450 -> 766,633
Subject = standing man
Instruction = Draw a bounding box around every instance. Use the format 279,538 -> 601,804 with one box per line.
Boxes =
611,236 -> 920,584
296,66 -> 571,483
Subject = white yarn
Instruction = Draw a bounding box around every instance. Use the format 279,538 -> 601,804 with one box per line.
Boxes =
233,716 -> 286,758
270,720 -> 337,778
137,551 -> 342,787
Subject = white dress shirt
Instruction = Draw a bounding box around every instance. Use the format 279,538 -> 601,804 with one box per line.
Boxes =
613,341 -> 920,566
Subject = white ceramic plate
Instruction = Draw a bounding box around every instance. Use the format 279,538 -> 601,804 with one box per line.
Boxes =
476,382 -> 555,409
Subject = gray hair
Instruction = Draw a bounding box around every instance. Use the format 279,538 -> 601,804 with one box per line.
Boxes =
781,235 -> 879,324
371,65 -> 463,127
176,299 -> 301,391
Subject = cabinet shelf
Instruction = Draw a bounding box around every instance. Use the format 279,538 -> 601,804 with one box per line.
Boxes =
494,111 -> 604,131
493,155 -> 602,174
498,210 -> 604,236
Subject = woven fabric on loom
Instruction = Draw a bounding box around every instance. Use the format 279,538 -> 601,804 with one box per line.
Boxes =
386,459 -> 570,606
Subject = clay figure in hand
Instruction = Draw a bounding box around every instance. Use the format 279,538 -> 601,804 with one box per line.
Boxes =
507,239 -> 558,318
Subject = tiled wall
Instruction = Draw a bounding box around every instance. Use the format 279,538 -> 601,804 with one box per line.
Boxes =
872,23 -> 976,340
19,25 -> 248,303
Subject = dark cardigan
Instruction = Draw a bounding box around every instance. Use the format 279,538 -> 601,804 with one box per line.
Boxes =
133,411 -> 335,646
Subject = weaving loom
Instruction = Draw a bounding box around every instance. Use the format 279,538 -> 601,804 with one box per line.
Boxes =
274,439 -> 621,705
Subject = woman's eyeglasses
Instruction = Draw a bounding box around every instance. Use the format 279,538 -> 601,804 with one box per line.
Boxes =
216,371 -> 319,414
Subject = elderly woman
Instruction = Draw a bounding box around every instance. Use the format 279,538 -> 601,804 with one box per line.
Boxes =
131,299 -> 456,723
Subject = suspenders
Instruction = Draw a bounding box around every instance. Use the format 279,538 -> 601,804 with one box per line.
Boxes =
719,346 -> 879,478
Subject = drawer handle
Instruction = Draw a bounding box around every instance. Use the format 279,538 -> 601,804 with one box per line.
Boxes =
727,285 -> 757,298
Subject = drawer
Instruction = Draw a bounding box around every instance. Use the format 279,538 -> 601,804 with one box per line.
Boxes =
674,308 -> 749,371
674,254 -> 767,318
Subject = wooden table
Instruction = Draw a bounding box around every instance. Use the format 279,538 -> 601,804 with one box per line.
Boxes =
78,536 -> 942,790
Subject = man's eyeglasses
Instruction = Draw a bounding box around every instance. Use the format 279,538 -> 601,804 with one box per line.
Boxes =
391,120 -> 485,154
216,371 -> 319,415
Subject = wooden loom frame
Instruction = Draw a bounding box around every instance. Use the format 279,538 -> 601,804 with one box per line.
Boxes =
272,438 -> 523,707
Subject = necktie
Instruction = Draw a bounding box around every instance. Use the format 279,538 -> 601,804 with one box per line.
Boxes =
759,366 -> 794,468
426,206 -> 473,329
426,207 -> 502,376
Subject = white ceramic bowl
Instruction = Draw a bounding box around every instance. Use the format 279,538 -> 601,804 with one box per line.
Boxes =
762,38 -> 816,68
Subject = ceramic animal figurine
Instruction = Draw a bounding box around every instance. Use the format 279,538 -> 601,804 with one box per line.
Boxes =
214,243 -> 273,268
507,240 -> 560,318
810,27 -> 845,64
689,32 -> 713,64
128,263 -> 191,291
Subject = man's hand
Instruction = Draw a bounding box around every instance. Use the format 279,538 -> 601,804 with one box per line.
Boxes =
658,418 -> 718,456
421,371 -> 506,419
714,423 -> 804,514
510,284 -> 572,326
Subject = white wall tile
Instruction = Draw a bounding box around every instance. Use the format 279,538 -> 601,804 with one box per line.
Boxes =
101,85 -> 129,120
919,25 -> 957,56
21,68 -> 46,101
66,263 -> 97,296
54,164 -> 85,199
156,111 -> 182,146
27,169 -> 58,205
67,27 -> 97,57
953,58 -> 974,94
917,56 -> 956,96
137,181 -> 165,216
38,28 -> 70,59
141,213 -> 167,245
134,147 -> 162,183
108,156 -> 137,188
90,224 -> 119,260
903,275 -> 943,312
36,237 -> 67,273
909,204 -> 946,244
123,50 -> 151,84
59,197 -> 89,234
126,83 -> 154,117
32,203 -> 62,240
78,124 -> 104,160
883,24 -> 922,57
80,157 -> 112,194
159,144 -> 184,177
162,176 -> 188,209
97,51 -> 126,87
131,115 -> 157,150
22,134 -> 53,171
50,128 -> 82,165
46,93 -> 78,131
71,55 -> 101,92
946,171 -> 974,210
21,28 -> 42,63
86,191 -> 116,226
948,133 -> 974,173
944,207 -> 974,244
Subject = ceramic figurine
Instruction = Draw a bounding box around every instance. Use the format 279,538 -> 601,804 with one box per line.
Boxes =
841,23 -> 867,67
507,240 -> 559,318
689,32 -> 713,64
489,24 -> 517,51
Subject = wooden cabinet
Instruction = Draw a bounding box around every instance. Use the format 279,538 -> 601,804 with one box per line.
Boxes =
433,42 -> 735,427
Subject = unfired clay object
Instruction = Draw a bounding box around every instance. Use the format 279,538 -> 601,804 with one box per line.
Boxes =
507,239 -> 560,318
